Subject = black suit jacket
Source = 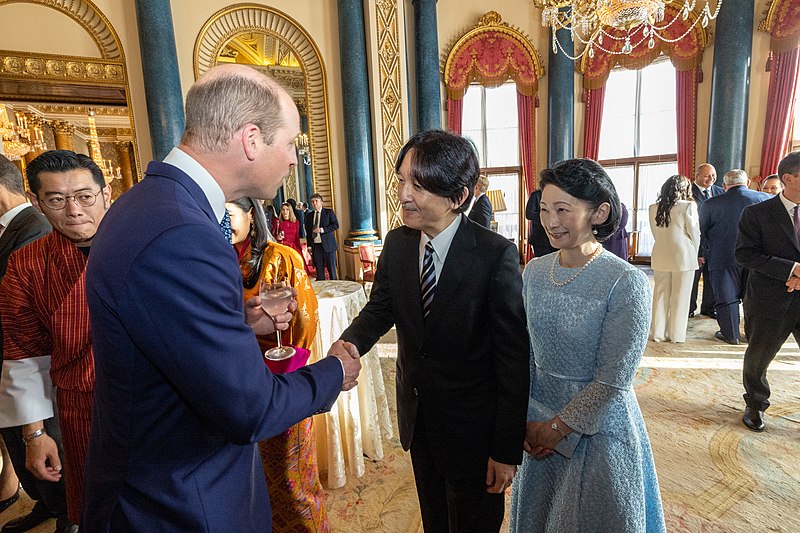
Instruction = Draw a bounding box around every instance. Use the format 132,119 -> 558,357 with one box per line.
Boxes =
304,208 -> 339,253
700,187 -> 770,270
736,195 -> 800,326
525,189 -> 557,256
0,205 -> 51,359
468,194 -> 492,228
340,215 -> 529,478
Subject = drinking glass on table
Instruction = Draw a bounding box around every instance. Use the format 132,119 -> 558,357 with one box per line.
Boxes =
259,280 -> 296,361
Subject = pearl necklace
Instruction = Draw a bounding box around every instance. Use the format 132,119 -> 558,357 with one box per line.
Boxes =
549,246 -> 604,287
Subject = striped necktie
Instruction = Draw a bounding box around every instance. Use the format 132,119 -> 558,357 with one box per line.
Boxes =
220,211 -> 233,244
421,242 -> 436,318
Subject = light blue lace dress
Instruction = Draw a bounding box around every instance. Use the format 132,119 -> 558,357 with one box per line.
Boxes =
509,251 -> 666,533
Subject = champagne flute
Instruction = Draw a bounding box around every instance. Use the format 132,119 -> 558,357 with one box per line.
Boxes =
259,280 -> 296,361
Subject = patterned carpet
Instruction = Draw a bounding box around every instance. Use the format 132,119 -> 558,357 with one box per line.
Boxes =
1,304 -> 797,532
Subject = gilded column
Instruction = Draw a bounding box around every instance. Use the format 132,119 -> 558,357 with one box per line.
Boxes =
115,141 -> 135,191
134,0 -> 184,161
547,7 -> 574,166
337,0 -> 379,244
707,0 -> 753,178
52,121 -> 75,151
412,0 -> 441,132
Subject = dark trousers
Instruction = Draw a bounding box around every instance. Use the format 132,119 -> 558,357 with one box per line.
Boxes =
409,412 -> 504,533
743,297 -> 800,411
311,243 -> 337,281
711,266 -> 747,342
0,399 -> 68,523
690,263 -> 716,315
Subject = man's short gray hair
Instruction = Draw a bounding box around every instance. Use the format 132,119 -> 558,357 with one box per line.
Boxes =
723,169 -> 748,186
0,154 -> 24,195
181,69 -> 285,153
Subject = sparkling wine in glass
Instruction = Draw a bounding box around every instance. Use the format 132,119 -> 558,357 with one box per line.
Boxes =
259,280 -> 296,361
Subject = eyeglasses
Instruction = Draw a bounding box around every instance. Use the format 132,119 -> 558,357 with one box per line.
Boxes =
38,190 -> 103,210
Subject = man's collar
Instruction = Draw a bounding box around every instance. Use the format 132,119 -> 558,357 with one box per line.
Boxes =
163,147 -> 227,223
0,202 -> 32,227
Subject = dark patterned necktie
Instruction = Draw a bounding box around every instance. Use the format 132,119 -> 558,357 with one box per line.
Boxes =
793,206 -> 800,244
220,210 -> 232,244
420,242 -> 436,318
702,189 -> 709,201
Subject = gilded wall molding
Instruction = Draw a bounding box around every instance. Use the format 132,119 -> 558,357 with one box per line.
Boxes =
376,0 -> 404,230
0,0 -> 123,60
194,4 -> 335,211
0,50 -> 125,85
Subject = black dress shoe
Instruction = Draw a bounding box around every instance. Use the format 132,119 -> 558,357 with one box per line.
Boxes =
54,525 -> 78,533
0,486 -> 19,514
700,311 -> 717,319
688,311 -> 695,318
1,502 -> 55,532
715,331 -> 740,345
742,407 -> 765,432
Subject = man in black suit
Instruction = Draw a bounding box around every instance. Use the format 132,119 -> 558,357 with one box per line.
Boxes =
690,163 -> 724,318
736,151 -> 800,431
700,169 -> 770,345
467,174 -> 492,228
525,189 -> 557,257
0,154 -> 70,533
305,193 -> 339,280
339,130 -> 529,532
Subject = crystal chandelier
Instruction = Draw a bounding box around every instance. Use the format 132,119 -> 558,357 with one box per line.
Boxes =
87,110 -> 121,183
534,0 -> 722,60
295,133 -> 311,165
1,111 -> 47,161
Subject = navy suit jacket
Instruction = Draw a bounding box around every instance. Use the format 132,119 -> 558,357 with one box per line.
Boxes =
468,193 -> 492,228
83,162 -> 343,531
304,207 -> 339,253
692,182 -> 724,258
699,186 -> 770,271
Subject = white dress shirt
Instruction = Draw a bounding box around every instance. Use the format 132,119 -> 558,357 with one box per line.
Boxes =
163,148 -> 227,223
418,213 -> 462,278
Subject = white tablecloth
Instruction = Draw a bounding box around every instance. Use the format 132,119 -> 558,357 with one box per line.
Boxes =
311,280 -> 394,489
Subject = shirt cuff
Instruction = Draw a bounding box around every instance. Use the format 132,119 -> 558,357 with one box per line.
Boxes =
0,357 -> 54,428
788,262 -> 798,282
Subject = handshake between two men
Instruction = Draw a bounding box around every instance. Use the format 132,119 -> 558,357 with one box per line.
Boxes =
244,287 -> 362,390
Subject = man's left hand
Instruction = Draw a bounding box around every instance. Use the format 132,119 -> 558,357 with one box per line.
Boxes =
244,288 -> 298,336
485,458 -> 516,494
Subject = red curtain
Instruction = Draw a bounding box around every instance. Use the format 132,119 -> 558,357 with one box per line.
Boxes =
676,67 -> 699,178
582,86 -> 606,161
516,91 -> 536,195
760,46 -> 800,178
447,98 -> 463,135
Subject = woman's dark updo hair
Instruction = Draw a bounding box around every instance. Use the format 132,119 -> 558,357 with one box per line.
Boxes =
229,197 -> 269,289
538,158 -> 621,242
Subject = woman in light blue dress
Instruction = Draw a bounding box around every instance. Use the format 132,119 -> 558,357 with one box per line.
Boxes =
510,159 -> 666,533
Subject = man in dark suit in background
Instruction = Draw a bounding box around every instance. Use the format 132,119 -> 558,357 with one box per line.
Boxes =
736,151 -> 800,431
700,169 -> 770,345
305,192 -> 339,280
690,163 -> 724,318
83,64 -> 360,531
468,174 -> 492,228
0,154 -> 69,533
526,189 -> 557,257
339,130 -> 529,532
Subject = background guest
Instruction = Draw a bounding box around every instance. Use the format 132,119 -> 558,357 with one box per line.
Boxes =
602,202 -> 629,260
690,163 -> 723,318
510,158 -> 665,533
760,174 -> 784,196
468,174 -> 492,229
525,189 -> 557,257
286,198 -> 306,239
305,193 -> 339,280
273,202 -> 303,256
649,175 -> 700,343
227,197 -> 329,531
700,169 -> 770,345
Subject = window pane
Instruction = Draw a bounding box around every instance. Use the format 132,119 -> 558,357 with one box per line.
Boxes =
604,165 -> 635,233
462,85 -> 483,131
636,161 -> 679,256
599,69 -> 637,160
639,61 -> 677,156
486,127 -> 519,167
486,173 -> 519,247
463,129 -> 485,167
485,84 -> 518,129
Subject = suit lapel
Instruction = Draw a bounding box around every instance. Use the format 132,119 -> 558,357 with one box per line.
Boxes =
769,196 -> 800,253
0,208 -> 34,259
397,227 -> 426,337
424,216 -> 476,335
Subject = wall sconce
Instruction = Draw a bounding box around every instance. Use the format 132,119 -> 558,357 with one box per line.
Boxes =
295,133 -> 311,165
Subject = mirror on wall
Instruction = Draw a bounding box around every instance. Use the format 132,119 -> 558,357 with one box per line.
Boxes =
215,32 -> 314,206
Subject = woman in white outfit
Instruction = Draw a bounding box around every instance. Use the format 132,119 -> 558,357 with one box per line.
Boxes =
649,175 -> 700,343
